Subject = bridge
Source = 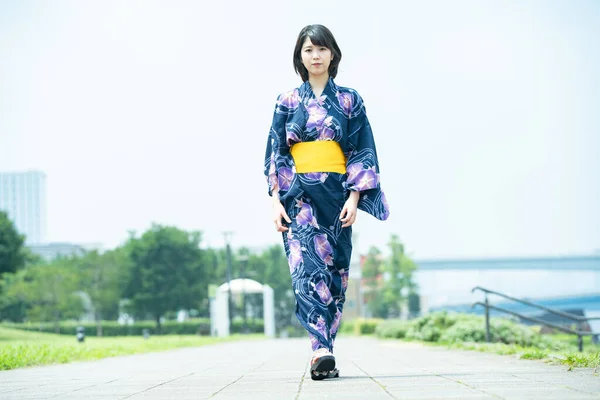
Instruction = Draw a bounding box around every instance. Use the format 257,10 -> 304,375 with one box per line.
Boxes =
414,253 -> 600,271
412,253 -> 600,317
431,293 -> 600,314
344,253 -> 600,321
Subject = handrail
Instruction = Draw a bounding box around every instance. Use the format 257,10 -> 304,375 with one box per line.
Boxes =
472,286 -> 600,323
472,302 -> 594,336
471,286 -> 598,352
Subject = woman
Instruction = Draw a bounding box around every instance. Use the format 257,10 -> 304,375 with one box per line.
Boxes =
264,24 -> 389,380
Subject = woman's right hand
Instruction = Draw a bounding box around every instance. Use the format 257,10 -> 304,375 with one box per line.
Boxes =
272,200 -> 292,232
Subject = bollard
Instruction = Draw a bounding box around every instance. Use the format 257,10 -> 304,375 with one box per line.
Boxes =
142,329 -> 150,340
76,326 -> 85,343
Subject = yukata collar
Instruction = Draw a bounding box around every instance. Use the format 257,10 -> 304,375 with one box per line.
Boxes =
300,76 -> 338,99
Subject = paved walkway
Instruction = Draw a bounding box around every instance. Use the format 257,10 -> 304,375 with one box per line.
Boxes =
1,337 -> 599,399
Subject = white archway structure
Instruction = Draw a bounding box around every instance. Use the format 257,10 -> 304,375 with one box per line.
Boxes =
210,278 -> 275,338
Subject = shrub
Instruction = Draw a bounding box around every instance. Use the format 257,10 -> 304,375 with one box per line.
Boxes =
404,312 -> 472,342
230,319 -> 264,334
438,317 -> 487,344
385,311 -> 559,349
356,318 -> 383,335
430,313 -> 563,349
375,319 -> 412,339
339,320 -> 354,334
279,325 -> 306,338
338,319 -> 383,335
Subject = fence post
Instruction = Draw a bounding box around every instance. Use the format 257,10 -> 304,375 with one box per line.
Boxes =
578,334 -> 583,352
485,294 -> 491,343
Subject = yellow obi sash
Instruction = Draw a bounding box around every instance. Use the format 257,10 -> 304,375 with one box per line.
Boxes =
290,141 -> 347,174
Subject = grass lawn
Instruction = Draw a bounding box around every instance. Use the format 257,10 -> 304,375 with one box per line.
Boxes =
420,333 -> 600,370
345,323 -> 600,370
0,326 -> 264,371
441,341 -> 600,369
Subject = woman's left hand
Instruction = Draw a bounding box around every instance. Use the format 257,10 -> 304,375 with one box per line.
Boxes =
340,191 -> 360,228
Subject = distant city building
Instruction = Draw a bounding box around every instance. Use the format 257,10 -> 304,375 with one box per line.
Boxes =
28,242 -> 104,262
0,171 -> 46,244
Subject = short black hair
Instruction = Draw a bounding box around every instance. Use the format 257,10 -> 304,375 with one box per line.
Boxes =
293,24 -> 342,82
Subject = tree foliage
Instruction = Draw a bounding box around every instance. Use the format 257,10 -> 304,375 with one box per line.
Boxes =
0,211 -> 26,277
362,235 -> 419,319
3,262 -> 84,331
0,214 -> 414,333
75,249 -> 129,335
123,224 -> 208,332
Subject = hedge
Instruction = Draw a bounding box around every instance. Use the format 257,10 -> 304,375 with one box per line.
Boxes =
2,318 -> 265,337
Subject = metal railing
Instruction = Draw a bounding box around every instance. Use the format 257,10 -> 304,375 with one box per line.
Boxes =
471,286 -> 599,351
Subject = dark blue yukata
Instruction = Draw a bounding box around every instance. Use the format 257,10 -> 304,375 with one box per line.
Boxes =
264,77 -> 389,352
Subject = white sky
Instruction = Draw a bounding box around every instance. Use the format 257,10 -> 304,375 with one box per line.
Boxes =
1,0 -> 599,258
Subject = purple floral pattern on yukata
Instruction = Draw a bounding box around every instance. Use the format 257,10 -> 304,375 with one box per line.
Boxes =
336,91 -> 353,116
340,269 -> 349,290
278,89 -> 300,109
309,333 -> 321,351
305,172 -> 328,182
277,167 -> 294,191
287,238 -> 303,273
346,164 -> 379,191
346,162 -> 363,182
314,234 -> 333,266
317,116 -> 335,140
268,156 -> 277,191
296,200 -> 319,228
286,129 -> 300,146
380,192 -> 390,220
305,97 -> 328,131
330,310 -> 342,335
314,280 -> 333,305
309,316 -> 328,340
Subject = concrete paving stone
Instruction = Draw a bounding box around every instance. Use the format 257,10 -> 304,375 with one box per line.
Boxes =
0,386 -> 33,393
124,388 -> 218,399
488,387 -> 600,399
298,394 -> 392,400
212,397 -> 296,400
59,396 -> 129,400
1,337 -> 599,400
379,391 -> 497,400
2,395 -> 58,400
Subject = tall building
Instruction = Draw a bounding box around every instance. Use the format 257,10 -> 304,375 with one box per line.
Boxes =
0,171 -> 46,244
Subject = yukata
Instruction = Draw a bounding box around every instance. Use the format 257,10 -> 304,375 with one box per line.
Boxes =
263,77 -> 390,353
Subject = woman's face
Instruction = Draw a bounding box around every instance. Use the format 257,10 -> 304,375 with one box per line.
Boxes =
301,38 -> 332,79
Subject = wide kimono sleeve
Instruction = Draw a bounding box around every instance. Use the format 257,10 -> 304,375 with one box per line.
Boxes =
343,91 -> 390,221
263,91 -> 298,197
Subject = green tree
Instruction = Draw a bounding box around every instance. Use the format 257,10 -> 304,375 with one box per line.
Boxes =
75,249 -> 129,335
383,236 -> 403,317
0,211 -> 27,277
123,224 -> 208,332
383,235 -> 418,318
0,268 -> 32,322
362,246 -> 389,318
3,262 -> 84,330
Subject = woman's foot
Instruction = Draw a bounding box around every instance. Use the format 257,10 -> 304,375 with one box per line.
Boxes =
310,348 -> 336,381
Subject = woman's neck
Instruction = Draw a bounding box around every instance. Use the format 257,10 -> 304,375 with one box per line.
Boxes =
308,74 -> 329,97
